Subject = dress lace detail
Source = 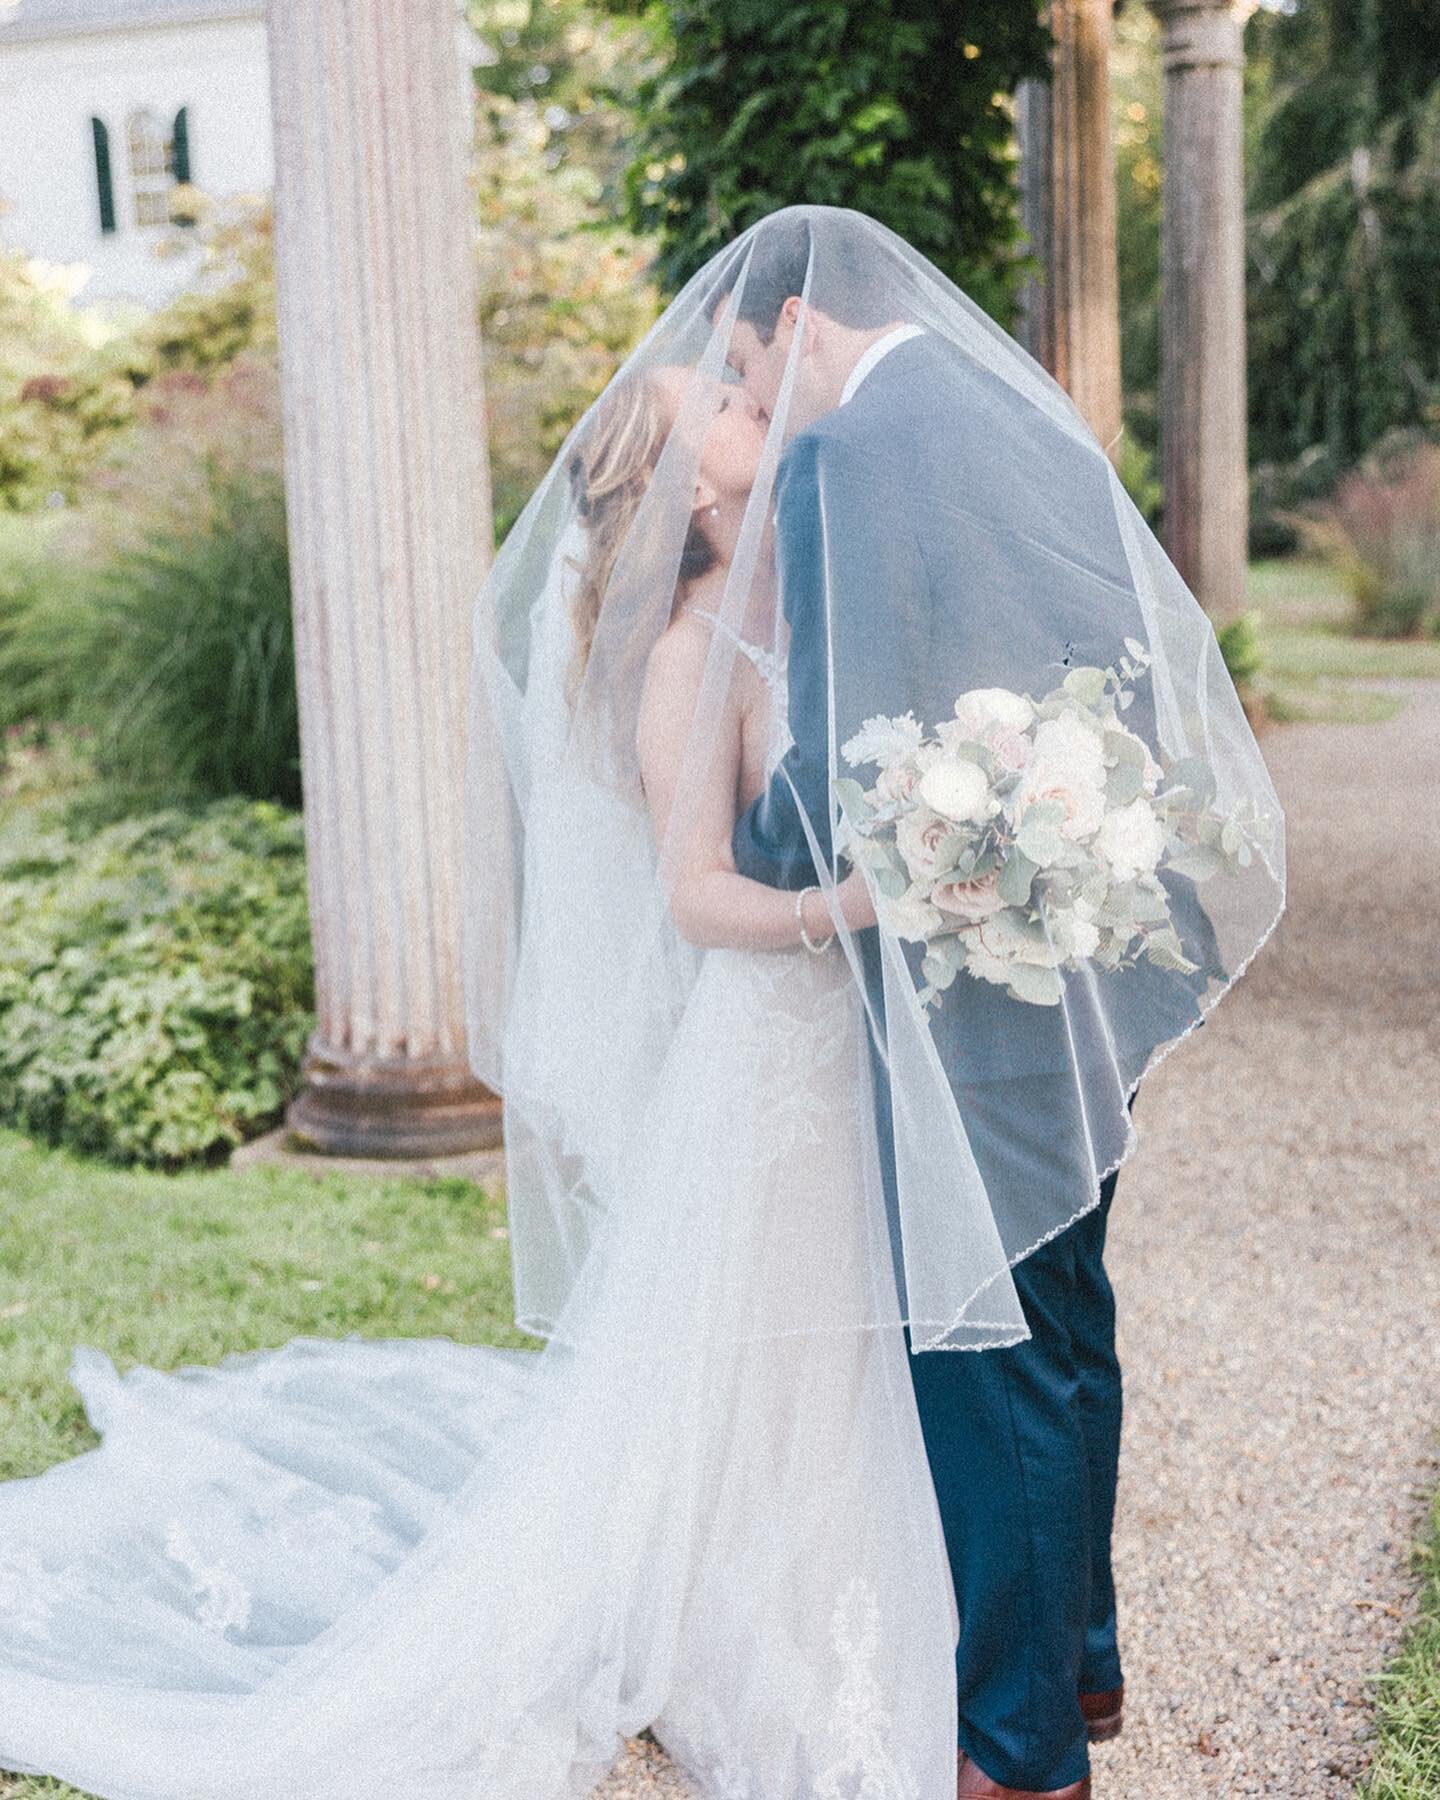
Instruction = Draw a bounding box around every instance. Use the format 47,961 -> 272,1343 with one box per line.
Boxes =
689,607 -> 794,775
813,1579 -> 918,1800
162,1524 -> 253,1636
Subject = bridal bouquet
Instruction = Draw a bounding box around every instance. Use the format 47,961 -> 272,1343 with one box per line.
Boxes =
834,642 -> 1262,1009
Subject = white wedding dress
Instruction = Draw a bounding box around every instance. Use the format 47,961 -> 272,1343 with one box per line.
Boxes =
0,629 -> 959,1800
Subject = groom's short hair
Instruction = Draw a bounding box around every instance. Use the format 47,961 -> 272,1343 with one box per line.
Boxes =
709,212 -> 899,344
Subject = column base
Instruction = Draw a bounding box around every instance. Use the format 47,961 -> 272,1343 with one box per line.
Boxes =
285,1036 -> 503,1157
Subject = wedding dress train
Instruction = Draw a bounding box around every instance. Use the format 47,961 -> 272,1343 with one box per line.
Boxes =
0,942 -> 958,1800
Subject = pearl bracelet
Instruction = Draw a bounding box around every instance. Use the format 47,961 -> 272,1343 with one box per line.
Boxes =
795,884 -> 834,955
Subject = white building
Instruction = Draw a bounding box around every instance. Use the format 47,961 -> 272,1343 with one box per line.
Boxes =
0,0 -> 273,308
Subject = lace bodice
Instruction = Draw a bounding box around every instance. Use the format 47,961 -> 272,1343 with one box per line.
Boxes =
690,608 -> 794,776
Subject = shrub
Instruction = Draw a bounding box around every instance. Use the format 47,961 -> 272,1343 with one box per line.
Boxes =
0,796 -> 314,1167
1216,609 -> 1265,687
83,467 -> 299,806
1,358 -> 300,806
1298,433 -> 1440,636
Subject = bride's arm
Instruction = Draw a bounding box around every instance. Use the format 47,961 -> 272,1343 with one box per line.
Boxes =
637,620 -> 870,951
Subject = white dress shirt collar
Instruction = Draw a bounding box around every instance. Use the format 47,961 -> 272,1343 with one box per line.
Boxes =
839,323 -> 925,407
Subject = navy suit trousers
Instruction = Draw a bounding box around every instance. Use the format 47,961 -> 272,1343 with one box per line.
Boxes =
872,1023 -> 1133,1792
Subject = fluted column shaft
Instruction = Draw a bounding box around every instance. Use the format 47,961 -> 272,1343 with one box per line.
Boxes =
1016,0 -> 1124,458
1151,0 -> 1250,622
268,0 -> 500,1153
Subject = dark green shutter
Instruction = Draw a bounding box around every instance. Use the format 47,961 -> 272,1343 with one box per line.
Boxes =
91,116 -> 115,233
172,105 -> 190,184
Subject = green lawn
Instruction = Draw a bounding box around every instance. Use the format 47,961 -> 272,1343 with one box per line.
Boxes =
0,1128 -> 524,1484
0,1127 -> 525,1799
1358,1486 -> 1440,1799
1245,559 -> 1440,727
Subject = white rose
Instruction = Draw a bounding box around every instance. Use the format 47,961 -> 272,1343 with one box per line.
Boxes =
957,926 -> 1015,988
953,686 -> 1034,739
880,890 -> 945,943
1012,759 -> 1107,842
1051,908 -> 1101,961
918,758 -> 991,823
1030,711 -> 1106,788
1094,797 -> 1168,883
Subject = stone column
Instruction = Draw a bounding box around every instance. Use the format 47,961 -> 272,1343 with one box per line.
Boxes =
1150,0 -> 1250,622
1016,0 -> 1124,458
267,0 -> 502,1154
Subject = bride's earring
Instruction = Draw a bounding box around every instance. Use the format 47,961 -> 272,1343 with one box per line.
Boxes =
708,504 -> 719,519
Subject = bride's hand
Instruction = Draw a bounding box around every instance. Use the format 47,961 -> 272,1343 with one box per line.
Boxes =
835,866 -> 877,934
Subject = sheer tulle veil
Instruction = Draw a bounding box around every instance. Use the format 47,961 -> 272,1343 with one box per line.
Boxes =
463,203 -> 1287,1354
0,202 -> 1286,1800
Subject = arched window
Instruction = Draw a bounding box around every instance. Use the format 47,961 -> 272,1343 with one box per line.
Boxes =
127,107 -> 175,227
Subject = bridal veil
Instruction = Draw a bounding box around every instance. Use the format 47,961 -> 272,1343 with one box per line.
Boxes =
464,202 -> 1287,1355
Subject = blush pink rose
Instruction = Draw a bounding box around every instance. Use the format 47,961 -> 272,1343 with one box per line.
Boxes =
896,809 -> 951,879
931,863 -> 1005,924
876,763 -> 920,805
984,724 -> 1033,771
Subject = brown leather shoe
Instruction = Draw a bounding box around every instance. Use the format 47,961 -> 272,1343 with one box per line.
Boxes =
1080,1683 -> 1124,1742
957,1750 -> 1091,1798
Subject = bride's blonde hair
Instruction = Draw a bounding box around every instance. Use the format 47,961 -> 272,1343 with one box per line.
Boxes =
566,370 -> 716,704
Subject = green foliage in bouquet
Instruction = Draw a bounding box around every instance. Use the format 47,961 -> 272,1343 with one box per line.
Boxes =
0,798 -> 313,1167
836,646 -> 1270,1010
598,0 -> 1050,318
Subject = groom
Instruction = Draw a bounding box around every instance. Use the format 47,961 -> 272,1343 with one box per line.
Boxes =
719,217 -> 1217,1799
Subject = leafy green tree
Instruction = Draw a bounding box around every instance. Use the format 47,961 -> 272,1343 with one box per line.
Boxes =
599,0 -> 1050,318
1246,0 -> 1440,474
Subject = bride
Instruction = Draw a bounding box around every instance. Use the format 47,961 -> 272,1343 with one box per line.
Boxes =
0,355 -> 960,1799
0,205 -> 1283,1800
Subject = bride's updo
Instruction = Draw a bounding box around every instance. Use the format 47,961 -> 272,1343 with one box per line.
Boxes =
566,369 -> 716,702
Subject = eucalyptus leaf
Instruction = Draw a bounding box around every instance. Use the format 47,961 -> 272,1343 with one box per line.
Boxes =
1165,844 -> 1226,882
1103,728 -> 1147,766
997,847 -> 1038,907
1005,961 -> 1064,1006
832,776 -> 873,822
1062,666 -> 1107,707
1124,636 -> 1147,660
948,737 -> 995,770
1164,755 -> 1216,806
1105,761 -> 1144,807
921,953 -> 961,990
875,864 -> 911,899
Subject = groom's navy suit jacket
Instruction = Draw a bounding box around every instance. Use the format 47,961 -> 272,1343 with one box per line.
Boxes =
730,331 -> 1216,1790
731,331 -> 1223,1092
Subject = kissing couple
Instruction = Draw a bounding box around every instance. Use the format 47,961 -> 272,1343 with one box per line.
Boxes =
0,205 -> 1284,1800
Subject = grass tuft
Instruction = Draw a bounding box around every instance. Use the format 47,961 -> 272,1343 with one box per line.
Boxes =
1358,1484 -> 1440,1799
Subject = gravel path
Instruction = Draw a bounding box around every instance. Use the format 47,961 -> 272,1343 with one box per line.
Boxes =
596,680 -> 1440,1799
